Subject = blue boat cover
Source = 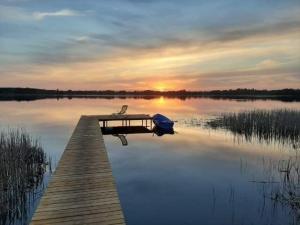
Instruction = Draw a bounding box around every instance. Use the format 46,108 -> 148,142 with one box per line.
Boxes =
152,114 -> 174,130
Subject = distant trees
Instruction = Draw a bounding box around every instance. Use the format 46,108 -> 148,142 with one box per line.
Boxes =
0,87 -> 299,100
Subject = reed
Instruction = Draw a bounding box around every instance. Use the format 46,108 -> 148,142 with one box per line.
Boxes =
0,129 -> 48,224
206,109 -> 300,148
271,156 -> 300,213
256,156 -> 300,223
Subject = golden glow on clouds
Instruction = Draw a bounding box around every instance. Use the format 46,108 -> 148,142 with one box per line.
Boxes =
1,1 -> 300,90
1,27 -> 299,90
153,82 -> 175,91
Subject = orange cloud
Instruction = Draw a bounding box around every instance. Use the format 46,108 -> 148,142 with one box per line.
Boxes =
1,24 -> 299,90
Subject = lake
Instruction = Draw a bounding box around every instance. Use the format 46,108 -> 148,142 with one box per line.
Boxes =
0,97 -> 299,225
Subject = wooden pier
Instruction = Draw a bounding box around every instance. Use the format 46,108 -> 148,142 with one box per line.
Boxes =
96,114 -> 153,128
31,114 -> 152,225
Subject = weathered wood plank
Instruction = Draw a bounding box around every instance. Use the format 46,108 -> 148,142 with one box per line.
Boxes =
33,205 -> 122,220
30,116 -> 126,225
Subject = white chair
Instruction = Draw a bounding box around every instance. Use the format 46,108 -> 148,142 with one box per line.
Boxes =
112,105 -> 128,115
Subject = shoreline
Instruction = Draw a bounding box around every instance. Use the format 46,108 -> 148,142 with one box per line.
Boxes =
1,88 -> 299,101
0,93 -> 299,102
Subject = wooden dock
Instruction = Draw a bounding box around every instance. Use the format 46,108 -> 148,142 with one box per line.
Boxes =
95,114 -> 153,127
30,114 -> 152,225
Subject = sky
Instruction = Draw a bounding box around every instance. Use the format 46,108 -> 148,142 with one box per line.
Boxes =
0,0 -> 299,91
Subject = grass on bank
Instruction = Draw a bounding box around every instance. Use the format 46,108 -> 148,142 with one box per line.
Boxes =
0,129 -> 49,224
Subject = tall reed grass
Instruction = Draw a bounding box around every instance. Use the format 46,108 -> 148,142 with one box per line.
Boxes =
206,109 -> 300,148
256,156 -> 300,223
0,129 -> 49,224
274,156 -> 300,211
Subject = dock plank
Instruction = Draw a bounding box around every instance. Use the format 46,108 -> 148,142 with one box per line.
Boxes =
30,116 -> 126,225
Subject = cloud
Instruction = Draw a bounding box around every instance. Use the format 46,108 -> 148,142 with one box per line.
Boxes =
256,59 -> 280,69
73,36 -> 91,43
211,20 -> 300,44
32,9 -> 81,20
0,5 -> 31,21
1,1 -> 299,90
0,5 -> 82,22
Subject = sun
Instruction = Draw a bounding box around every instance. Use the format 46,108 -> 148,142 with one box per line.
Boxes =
155,83 -> 167,92
158,86 -> 165,92
153,81 -> 178,91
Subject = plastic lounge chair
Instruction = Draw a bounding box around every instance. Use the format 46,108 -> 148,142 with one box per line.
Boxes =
112,105 -> 128,115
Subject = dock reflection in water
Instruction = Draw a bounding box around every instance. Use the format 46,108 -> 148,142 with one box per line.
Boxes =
101,126 -> 175,146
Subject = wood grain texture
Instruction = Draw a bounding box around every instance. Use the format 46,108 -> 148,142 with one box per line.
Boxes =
30,116 -> 126,225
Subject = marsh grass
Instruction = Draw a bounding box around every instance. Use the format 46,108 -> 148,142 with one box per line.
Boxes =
271,156 -> 300,213
205,109 -> 300,149
204,109 -> 300,222
255,156 -> 300,223
0,129 -> 49,224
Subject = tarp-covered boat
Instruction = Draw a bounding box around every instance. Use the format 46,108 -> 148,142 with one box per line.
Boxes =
152,114 -> 174,130
153,126 -> 174,136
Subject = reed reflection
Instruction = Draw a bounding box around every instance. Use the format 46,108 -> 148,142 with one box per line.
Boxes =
238,155 -> 300,224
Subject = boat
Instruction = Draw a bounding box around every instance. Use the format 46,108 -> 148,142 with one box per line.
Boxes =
152,126 -> 174,136
152,114 -> 174,130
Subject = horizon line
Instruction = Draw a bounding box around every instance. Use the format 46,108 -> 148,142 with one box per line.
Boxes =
1,87 -> 300,92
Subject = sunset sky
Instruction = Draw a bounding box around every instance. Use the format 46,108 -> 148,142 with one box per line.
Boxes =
0,0 -> 299,90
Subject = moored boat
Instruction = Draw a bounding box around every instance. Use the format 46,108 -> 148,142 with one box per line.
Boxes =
152,125 -> 174,136
152,114 -> 174,130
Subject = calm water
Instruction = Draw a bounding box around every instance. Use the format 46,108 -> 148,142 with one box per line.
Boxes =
0,97 -> 299,225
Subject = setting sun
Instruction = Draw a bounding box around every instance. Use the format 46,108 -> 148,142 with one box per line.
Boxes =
156,83 -> 166,92
154,82 -> 175,92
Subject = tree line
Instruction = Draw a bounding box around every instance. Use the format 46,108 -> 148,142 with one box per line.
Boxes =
0,87 -> 299,96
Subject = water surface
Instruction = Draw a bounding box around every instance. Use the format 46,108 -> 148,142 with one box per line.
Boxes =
0,97 -> 299,225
